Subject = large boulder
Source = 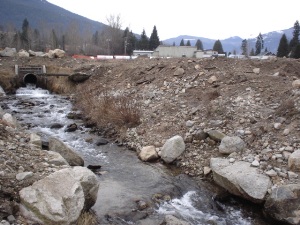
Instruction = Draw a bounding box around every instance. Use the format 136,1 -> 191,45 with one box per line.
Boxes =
53,49 -> 66,58
210,158 -> 271,203
161,135 -> 185,163
68,72 -> 90,83
72,166 -> 99,209
18,49 -> 30,57
48,137 -> 84,166
0,47 -> 17,57
19,167 -> 99,225
264,184 -> 300,225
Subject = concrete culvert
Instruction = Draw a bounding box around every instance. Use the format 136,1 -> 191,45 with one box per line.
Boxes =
23,73 -> 38,84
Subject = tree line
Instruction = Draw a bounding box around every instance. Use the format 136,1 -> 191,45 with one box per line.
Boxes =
240,20 -> 300,58
0,17 -> 299,58
0,16 -> 161,56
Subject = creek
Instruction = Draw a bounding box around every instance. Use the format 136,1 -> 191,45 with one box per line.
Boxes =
2,86 -> 271,225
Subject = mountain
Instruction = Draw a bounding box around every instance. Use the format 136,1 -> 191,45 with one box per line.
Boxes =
162,28 -> 294,54
0,0 -> 294,54
0,0 -> 107,33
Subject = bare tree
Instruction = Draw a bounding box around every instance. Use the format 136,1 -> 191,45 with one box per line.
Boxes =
103,14 -> 124,55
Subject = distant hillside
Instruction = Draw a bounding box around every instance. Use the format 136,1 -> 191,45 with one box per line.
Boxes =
162,28 -> 294,54
0,0 -> 107,32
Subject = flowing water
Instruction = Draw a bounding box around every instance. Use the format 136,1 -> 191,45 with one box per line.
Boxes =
1,86 -> 270,225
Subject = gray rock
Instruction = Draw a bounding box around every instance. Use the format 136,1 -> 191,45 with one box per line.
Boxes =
292,80 -> 300,89
164,215 -> 190,225
288,150 -> 300,172
95,138 -> 109,146
0,47 -> 17,57
53,49 -> 66,58
265,169 -> 278,177
49,137 -> 84,166
0,220 -> 10,225
174,68 -> 185,76
161,135 -> 185,163
210,158 -> 271,203
253,68 -> 260,74
264,184 -> 300,225
68,73 -> 90,83
16,172 -> 33,181
0,86 -> 5,97
72,166 -> 99,209
2,113 -> 18,128
207,130 -> 226,142
219,136 -> 246,154
45,151 -> 69,166
19,168 -> 85,225
192,129 -> 208,141
18,49 -> 30,57
30,133 -> 42,148
139,146 -> 159,162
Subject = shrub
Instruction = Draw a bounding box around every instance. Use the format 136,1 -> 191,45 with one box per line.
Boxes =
75,88 -> 141,132
95,91 -> 141,129
77,211 -> 97,225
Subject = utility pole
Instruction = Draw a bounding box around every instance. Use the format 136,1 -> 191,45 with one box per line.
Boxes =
124,37 -> 128,55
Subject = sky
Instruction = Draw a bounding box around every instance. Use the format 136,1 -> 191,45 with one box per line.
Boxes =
47,0 -> 300,40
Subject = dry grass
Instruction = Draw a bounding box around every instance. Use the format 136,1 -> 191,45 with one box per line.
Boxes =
75,87 -> 141,132
95,92 -> 141,128
76,211 -> 97,225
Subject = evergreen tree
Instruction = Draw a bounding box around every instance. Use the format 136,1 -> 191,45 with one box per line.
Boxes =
149,25 -> 160,50
277,34 -> 289,57
92,31 -> 99,45
186,40 -> 191,46
294,44 -> 300,59
179,39 -> 185,46
255,33 -> 264,55
250,48 -> 255,56
195,39 -> 203,50
123,27 -> 137,55
21,18 -> 30,50
137,29 -> 149,50
213,39 -> 224,53
241,39 -> 248,56
289,20 -> 300,58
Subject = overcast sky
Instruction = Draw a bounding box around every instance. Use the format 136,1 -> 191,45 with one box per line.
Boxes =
47,0 -> 300,40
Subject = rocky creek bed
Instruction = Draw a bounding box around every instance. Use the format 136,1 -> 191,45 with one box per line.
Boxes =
1,55 -> 300,224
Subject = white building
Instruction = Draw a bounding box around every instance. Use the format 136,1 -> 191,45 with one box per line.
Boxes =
132,50 -> 154,57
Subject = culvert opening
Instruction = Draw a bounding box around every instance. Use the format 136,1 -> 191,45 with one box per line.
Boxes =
23,73 -> 38,85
